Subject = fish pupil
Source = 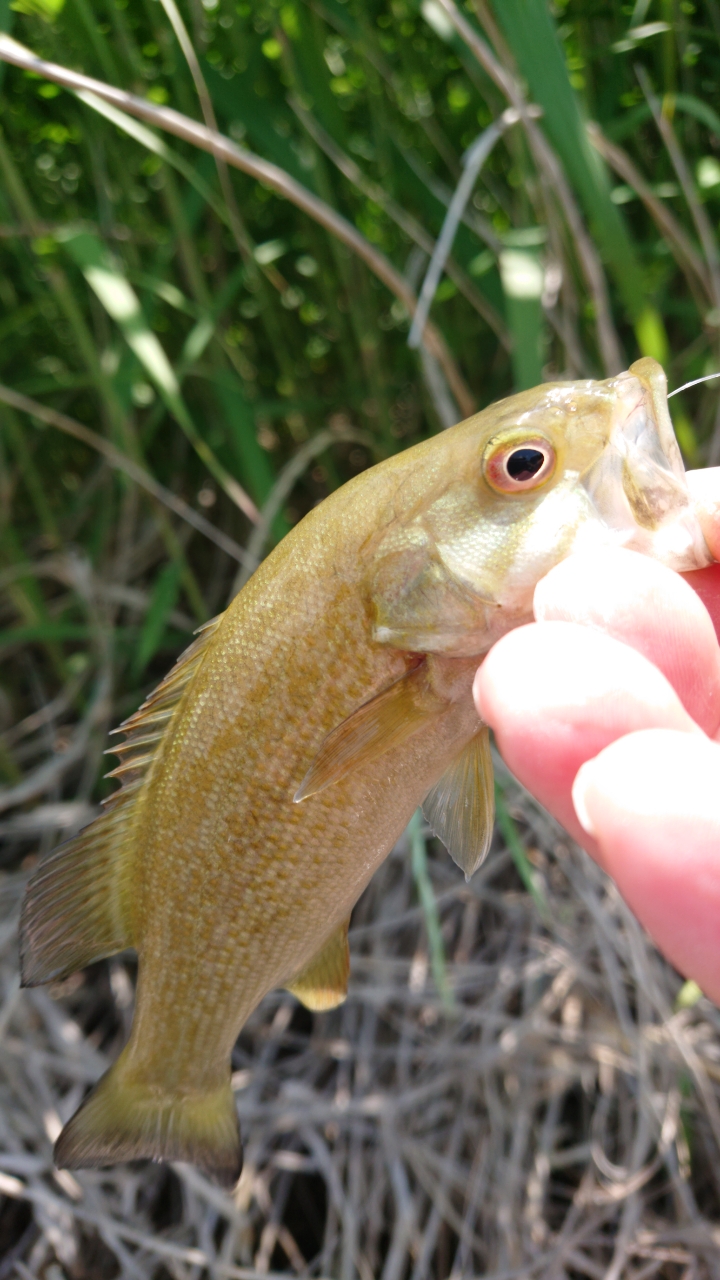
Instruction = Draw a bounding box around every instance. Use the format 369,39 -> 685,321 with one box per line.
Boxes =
506,448 -> 545,481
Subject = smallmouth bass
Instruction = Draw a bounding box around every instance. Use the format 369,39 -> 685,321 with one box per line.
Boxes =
20,357 -> 712,1186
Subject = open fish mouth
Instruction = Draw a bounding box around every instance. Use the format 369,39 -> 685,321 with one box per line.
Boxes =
583,357 -> 712,573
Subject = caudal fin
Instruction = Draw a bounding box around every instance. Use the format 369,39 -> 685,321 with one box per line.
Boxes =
55,1054 -> 242,1189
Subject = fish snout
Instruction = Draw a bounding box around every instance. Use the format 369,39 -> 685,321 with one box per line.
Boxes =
585,366 -> 712,572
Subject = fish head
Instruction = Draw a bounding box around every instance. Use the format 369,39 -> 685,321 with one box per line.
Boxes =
370,357 -> 712,656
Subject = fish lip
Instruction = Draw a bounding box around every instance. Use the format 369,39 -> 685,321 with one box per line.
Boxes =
582,363 -> 713,571
619,385 -> 646,435
627,355 -> 686,481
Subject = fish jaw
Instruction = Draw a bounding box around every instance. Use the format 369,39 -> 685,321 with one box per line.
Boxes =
580,357 -> 713,573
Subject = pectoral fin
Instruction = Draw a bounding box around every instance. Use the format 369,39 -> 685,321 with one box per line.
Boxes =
422,726 -> 495,881
294,663 -> 446,802
286,919 -> 350,1011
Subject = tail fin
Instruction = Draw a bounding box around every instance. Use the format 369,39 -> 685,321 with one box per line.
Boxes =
55,1054 -> 243,1189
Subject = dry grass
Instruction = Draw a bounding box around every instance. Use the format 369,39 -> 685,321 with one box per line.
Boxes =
2,758 -> 720,1278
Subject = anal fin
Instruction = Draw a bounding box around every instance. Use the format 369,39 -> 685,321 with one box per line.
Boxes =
422,726 -> 495,881
294,663 -> 446,802
286,919 -> 350,1011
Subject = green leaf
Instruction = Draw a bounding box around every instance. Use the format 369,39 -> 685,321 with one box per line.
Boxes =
608,95 -> 720,147
75,92 -> 232,228
499,247 -> 545,389
0,0 -> 13,90
132,560 -> 183,677
213,381 -> 290,541
494,784 -> 549,920
635,305 -> 669,367
676,979 -> 703,1010
10,0 -> 63,19
409,810 -> 456,1014
491,0 -> 667,356
201,62 -> 313,186
57,227 -> 256,518
0,623 -> 88,651
673,94 -> 720,141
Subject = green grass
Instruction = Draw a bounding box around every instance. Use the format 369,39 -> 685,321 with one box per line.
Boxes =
0,0 -> 719,775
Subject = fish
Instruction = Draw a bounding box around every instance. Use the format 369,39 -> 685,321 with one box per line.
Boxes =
19,356 -> 712,1187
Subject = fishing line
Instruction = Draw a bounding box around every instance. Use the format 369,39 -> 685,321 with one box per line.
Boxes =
668,372 -> 720,398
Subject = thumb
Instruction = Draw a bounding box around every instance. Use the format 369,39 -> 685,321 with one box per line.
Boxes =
573,729 -> 720,1004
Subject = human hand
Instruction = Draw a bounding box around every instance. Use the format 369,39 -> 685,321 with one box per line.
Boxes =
474,468 -> 720,1004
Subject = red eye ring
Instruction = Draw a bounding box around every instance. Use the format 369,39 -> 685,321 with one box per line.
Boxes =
483,436 -> 556,494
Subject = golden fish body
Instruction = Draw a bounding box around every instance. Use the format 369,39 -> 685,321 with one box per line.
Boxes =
20,358 -> 710,1185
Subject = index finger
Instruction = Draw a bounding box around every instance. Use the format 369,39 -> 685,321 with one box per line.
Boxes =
683,469 -> 720,634
534,548 -> 720,737
687,466 -> 720,561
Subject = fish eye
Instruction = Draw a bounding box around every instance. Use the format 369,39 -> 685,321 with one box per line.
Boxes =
507,448 -> 545,480
483,436 -> 556,494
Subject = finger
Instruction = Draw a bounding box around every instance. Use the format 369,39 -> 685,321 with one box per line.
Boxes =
474,621 -> 699,849
680,563 -> 720,646
687,466 -> 720,561
533,548 -> 720,737
573,729 -> 720,1005
684,468 -> 720,639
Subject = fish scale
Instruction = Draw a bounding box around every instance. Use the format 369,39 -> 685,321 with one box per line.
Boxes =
19,358 -> 713,1186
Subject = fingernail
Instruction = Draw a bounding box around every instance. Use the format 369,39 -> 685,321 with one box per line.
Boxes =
572,764 -> 597,837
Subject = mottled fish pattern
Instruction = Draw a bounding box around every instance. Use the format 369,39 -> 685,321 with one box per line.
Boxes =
20,358 -> 711,1185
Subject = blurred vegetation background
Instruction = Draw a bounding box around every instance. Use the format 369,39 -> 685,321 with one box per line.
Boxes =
4,0 -> 720,1276
3,0 -> 720,762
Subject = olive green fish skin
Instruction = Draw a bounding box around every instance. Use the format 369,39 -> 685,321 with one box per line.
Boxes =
20,357 -> 712,1183
127,474 -> 482,1094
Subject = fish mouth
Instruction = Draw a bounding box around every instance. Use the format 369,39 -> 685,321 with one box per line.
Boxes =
582,357 -> 712,572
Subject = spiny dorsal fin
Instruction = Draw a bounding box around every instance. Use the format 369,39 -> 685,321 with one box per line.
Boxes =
103,612 -> 224,786
115,613 -> 224,741
422,726 -> 495,881
294,662 -> 446,802
20,613 -> 225,987
286,918 -> 351,1011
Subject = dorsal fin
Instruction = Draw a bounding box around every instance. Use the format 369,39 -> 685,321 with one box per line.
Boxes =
113,613 -> 224,743
20,613 -> 225,987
